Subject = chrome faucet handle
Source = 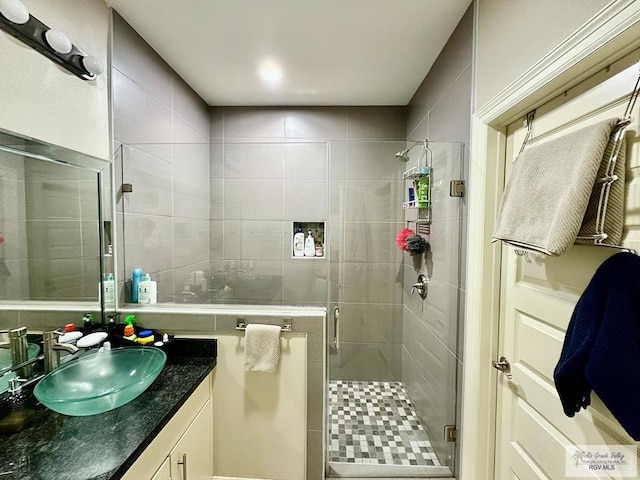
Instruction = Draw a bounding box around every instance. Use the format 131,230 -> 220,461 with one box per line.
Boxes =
44,329 -> 63,340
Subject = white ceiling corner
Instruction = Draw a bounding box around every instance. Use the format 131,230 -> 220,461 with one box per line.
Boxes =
105,0 -> 472,106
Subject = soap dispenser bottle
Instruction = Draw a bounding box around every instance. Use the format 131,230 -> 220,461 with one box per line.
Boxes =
304,230 -> 315,257
138,274 -> 157,304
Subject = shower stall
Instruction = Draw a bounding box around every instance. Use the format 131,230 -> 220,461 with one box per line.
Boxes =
326,140 -> 464,478
116,136 -> 464,478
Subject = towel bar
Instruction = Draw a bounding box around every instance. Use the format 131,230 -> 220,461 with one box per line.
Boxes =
235,317 -> 292,332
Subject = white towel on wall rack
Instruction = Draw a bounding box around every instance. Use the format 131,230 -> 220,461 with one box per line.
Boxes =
492,118 -> 623,256
244,323 -> 281,373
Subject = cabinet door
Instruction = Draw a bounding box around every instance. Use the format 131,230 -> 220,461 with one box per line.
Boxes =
150,457 -> 171,480
170,399 -> 213,480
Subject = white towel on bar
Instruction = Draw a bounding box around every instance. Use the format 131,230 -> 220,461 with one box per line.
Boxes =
492,118 -> 621,256
244,323 -> 281,373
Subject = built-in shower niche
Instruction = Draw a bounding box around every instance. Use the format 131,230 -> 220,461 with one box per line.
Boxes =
291,221 -> 325,259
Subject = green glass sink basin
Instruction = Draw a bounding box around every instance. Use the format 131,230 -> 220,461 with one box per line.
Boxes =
34,347 -> 166,416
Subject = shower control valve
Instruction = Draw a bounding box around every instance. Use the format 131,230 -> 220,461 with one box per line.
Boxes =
411,274 -> 429,299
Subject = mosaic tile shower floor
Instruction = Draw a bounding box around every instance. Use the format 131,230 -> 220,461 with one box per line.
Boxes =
328,380 -> 440,466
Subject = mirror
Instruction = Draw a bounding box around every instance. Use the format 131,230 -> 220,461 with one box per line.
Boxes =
0,130 -> 113,310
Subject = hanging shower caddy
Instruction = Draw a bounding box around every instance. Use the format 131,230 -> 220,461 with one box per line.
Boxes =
402,141 -> 432,226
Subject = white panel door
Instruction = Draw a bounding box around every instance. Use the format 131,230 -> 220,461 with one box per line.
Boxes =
494,54 -> 640,480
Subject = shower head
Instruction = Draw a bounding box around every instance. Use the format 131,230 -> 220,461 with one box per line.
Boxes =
394,141 -> 426,162
395,148 -> 411,162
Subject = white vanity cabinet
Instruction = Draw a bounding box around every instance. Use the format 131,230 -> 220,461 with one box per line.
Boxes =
169,399 -> 213,480
122,374 -> 213,480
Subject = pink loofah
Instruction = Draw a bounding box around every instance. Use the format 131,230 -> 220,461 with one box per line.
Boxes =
395,228 -> 415,251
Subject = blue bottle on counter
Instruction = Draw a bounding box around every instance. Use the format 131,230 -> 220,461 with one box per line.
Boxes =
132,268 -> 143,303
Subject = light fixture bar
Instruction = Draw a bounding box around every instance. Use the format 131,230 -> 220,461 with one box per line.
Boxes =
0,4 -> 101,81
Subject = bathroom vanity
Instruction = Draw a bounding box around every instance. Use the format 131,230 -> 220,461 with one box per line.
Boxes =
0,338 -> 217,480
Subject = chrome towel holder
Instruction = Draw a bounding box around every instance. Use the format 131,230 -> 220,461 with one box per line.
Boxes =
236,317 -> 293,333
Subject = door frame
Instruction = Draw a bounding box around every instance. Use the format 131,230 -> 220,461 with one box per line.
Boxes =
460,2 -> 640,479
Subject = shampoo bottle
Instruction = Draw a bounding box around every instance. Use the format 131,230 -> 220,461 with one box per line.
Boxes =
304,231 -> 315,256
131,268 -> 143,303
293,226 -> 305,257
138,274 -> 157,304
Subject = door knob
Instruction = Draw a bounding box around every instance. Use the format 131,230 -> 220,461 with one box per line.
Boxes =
492,356 -> 512,379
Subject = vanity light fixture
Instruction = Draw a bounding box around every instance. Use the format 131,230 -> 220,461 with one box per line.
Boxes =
0,0 -> 28,24
0,0 -> 104,80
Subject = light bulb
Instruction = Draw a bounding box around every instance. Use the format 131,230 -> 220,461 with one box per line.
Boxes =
258,60 -> 283,86
81,55 -> 104,76
44,29 -> 72,54
0,0 -> 29,24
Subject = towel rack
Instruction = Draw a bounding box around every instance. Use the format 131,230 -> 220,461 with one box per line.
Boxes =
514,65 -> 640,257
236,317 -> 292,332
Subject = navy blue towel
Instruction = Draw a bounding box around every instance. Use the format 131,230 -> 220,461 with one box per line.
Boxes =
554,252 -> 640,440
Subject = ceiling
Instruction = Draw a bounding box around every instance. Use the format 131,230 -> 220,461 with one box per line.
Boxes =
105,0 -> 472,106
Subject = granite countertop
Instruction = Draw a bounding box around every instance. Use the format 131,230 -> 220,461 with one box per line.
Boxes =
0,338 -> 217,480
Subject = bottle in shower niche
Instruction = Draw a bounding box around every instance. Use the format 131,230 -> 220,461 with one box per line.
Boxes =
138,274 -> 157,304
293,226 -> 305,257
304,231 -> 315,256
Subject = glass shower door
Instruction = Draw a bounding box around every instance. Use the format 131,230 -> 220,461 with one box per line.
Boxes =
326,140 -> 464,478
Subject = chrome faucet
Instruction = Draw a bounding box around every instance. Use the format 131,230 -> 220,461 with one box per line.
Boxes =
0,328 -> 30,376
43,330 -> 79,374
9,327 -> 32,378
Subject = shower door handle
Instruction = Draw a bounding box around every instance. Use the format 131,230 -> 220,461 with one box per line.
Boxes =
333,306 -> 340,350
